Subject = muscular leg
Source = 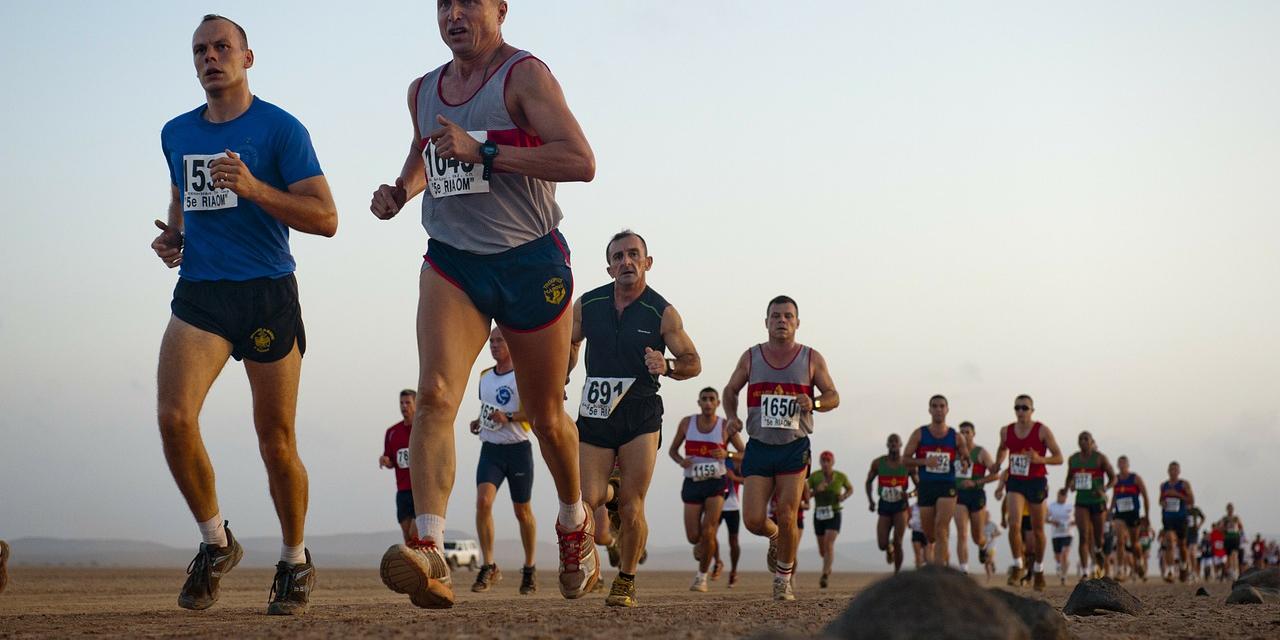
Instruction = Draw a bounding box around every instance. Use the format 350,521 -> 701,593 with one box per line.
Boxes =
398,518 -> 416,543
699,497 -> 724,573
876,515 -> 891,553
684,503 -> 704,546
821,530 -> 837,576
931,497 -> 956,566
513,501 -> 536,567
1075,506 -> 1092,571
892,510 -> 908,572
476,483 -> 498,565
245,343 -> 306,547
1028,501 -> 1048,566
770,474 -> 806,567
729,532 -> 741,572
157,316 -> 232,525
742,476 -> 778,540
411,270 -> 491,524
971,507 -> 988,550
500,313 -> 580,507
615,432 -> 659,574
579,444 -> 616,545
955,505 -> 971,567
1007,492 -> 1028,563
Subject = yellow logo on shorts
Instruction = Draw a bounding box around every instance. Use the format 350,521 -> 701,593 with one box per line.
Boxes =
251,328 -> 275,353
543,277 -> 566,305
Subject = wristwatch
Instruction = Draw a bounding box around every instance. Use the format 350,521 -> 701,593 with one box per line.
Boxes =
813,398 -> 822,411
664,358 -> 677,377
480,141 -> 499,180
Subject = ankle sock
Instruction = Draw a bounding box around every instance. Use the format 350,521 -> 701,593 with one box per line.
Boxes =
198,514 -> 227,547
281,542 -> 306,565
416,513 -> 446,544
558,499 -> 585,528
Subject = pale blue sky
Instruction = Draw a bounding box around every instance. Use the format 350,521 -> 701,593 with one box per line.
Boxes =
1,2 -> 1278,551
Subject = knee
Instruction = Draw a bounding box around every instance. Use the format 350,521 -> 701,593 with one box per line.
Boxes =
415,376 -> 462,417
258,434 -> 298,468
157,406 -> 198,442
476,493 -> 495,513
619,496 -> 645,524
513,503 -> 534,523
743,513 -> 770,536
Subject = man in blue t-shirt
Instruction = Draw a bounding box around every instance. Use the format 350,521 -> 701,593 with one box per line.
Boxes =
149,14 -> 337,617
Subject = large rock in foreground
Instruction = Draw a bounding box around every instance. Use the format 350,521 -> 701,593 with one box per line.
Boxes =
825,567 -> 1029,640
1062,578 -> 1143,616
1225,568 -> 1280,605
988,588 -> 1071,640
1234,567 -> 1280,590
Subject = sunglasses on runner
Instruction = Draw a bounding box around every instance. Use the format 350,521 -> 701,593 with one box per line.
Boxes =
1014,405 -> 1031,411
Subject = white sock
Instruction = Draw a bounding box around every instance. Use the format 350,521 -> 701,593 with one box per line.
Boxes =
696,571 -> 706,579
776,561 -> 794,579
416,513 -> 446,544
281,542 -> 306,565
1033,561 -> 1043,573
558,498 -> 585,529
198,514 -> 227,547
960,563 -> 969,573
1012,557 -> 1023,569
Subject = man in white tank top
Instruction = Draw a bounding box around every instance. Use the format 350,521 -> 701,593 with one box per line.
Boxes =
667,388 -> 745,592
368,0 -> 598,609
723,296 -> 841,601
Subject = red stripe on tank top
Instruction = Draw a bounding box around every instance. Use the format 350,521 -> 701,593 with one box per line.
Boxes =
745,381 -> 813,408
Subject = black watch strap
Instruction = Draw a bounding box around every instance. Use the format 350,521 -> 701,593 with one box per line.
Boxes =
481,141 -> 499,180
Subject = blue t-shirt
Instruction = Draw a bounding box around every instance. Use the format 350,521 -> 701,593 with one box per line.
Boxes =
161,97 -> 323,281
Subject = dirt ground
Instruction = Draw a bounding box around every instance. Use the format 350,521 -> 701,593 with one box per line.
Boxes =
1,567 -> 1277,638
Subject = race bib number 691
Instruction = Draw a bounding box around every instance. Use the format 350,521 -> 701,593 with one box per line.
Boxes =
183,153 -> 238,212
579,377 -> 635,420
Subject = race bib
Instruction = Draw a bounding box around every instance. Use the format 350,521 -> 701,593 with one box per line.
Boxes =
691,462 -> 720,481
1116,496 -> 1135,512
926,451 -> 952,474
579,377 -> 635,420
424,131 -> 490,198
182,153 -> 238,211
955,460 -> 973,479
395,447 -> 410,469
1073,472 -> 1094,491
880,485 -> 904,502
759,394 -> 800,430
1010,454 -> 1031,477
479,402 -> 503,430
1162,497 -> 1182,512
815,505 -> 835,521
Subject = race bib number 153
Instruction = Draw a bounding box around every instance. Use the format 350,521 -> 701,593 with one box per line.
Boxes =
183,153 -> 238,212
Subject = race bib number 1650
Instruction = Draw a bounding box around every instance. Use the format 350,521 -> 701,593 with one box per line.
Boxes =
760,394 -> 800,430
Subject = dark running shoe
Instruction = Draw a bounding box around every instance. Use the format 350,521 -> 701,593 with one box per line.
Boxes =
178,522 -> 243,610
472,563 -> 501,592
519,565 -> 537,594
267,549 -> 316,616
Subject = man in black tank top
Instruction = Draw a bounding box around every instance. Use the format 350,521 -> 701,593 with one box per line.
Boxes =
568,231 -> 701,607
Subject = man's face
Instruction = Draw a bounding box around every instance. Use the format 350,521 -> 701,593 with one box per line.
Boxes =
887,435 -> 901,457
1057,491 -> 1068,503
192,19 -> 251,94
1118,457 -> 1130,474
1014,398 -> 1034,420
959,425 -> 974,445
1168,463 -> 1180,480
820,456 -> 834,472
438,0 -> 506,56
399,394 -> 416,421
488,329 -> 510,363
605,235 -> 651,287
1227,503 -> 1234,516
765,302 -> 799,340
1078,432 -> 1093,453
928,398 -> 948,422
697,392 -> 719,415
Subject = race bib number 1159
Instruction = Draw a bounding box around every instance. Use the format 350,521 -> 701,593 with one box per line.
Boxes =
183,153 -> 238,212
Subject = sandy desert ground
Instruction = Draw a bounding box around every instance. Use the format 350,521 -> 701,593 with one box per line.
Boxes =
1,567 -> 1278,638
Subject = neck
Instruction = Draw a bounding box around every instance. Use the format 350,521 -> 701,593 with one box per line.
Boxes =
402,416 -> 412,427
494,360 -> 514,375
614,280 -> 645,306
929,420 -> 947,430
766,336 -> 797,350
888,452 -> 900,461
452,40 -> 505,78
1016,418 -> 1033,429
204,85 -> 253,123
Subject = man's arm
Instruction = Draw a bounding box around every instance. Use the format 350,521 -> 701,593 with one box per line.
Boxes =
864,461 -> 878,508
501,59 -> 595,182
727,431 -> 746,458
976,447 -> 999,485
567,298 -> 585,374
1183,480 -> 1195,507
1039,425 -> 1065,466
371,79 -> 430,220
151,186 -> 185,268
992,426 -> 1009,473
668,417 -> 689,468
1102,454 -> 1117,492
1137,475 -> 1151,520
208,155 -> 338,237
650,306 -> 700,380
901,429 -> 924,469
722,350 -> 751,429
803,349 -> 839,412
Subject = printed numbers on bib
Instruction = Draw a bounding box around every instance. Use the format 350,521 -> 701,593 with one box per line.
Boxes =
880,485 -> 904,503
395,448 -> 410,469
1116,496 -> 1135,513
1073,472 -> 1094,491
760,394 -> 800,429
815,505 -> 835,521
479,403 -> 502,431
691,462 -> 721,481
925,451 -> 952,474
1010,454 -> 1031,477
182,153 -> 238,211
955,461 -> 973,479
425,131 -> 490,198
579,377 -> 635,420
1163,497 -> 1182,513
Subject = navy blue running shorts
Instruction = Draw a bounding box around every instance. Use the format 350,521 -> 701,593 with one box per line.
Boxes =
476,441 -> 535,503
424,230 -> 572,332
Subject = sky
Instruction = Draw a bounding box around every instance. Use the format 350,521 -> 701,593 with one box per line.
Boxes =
1,1 -> 1278,556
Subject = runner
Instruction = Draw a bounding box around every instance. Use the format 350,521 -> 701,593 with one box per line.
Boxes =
808,451 -> 853,587
1157,461 -> 1195,583
467,328 -> 538,594
909,503 -> 929,569
668,388 -> 744,593
716,456 -> 745,587
1136,518 -> 1154,580
723,295 -> 840,602
1047,488 -> 1074,584
864,434 -> 911,574
993,395 -> 1064,591
369,0 -> 598,608
982,520 -> 1002,579
570,230 -> 701,607
1218,503 -> 1245,581
1185,503 -> 1206,581
1205,525 -> 1222,581
1064,431 -> 1116,579
1251,534 -> 1266,571
954,421 -> 997,575
380,390 -> 419,543
153,14 -> 338,615
902,395 -> 966,567
1109,455 -> 1150,582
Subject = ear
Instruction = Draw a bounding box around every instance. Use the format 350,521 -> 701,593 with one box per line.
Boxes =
643,255 -> 653,271
497,1 -> 508,24
244,49 -> 254,70
605,262 -> 617,279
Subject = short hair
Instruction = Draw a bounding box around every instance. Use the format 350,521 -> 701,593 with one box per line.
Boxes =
959,421 -> 975,431
766,295 -> 798,315
400,389 -> 416,398
929,394 -> 948,405
1015,394 -> 1034,406
699,387 -> 719,397
605,229 -> 647,261
201,14 -> 249,49
1118,455 -> 1128,462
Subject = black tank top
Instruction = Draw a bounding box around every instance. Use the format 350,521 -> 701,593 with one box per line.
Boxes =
580,282 -> 669,400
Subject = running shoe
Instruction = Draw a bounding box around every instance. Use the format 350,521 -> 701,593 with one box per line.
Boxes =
690,573 -> 708,592
519,565 -> 537,594
472,563 -> 501,592
886,542 -> 895,565
556,507 -> 600,599
766,536 -> 779,574
728,571 -> 738,588
178,521 -> 244,610
1033,571 -> 1046,592
605,574 -> 638,607
1006,565 -> 1024,587
0,539 -> 10,595
819,573 -> 829,589
266,550 -> 316,616
711,559 -> 723,580
380,538 -> 454,609
772,575 -> 795,601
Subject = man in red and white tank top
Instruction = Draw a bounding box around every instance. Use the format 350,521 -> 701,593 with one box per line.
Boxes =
993,394 -> 1064,591
723,295 -> 841,602
368,0 -> 598,609
667,388 -> 745,593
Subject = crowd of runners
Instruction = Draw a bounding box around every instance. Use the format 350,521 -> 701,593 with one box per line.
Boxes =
121,3 -> 1273,618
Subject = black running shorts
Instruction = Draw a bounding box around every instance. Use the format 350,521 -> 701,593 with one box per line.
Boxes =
424,230 -> 572,332
172,274 -> 306,363
475,441 -> 535,503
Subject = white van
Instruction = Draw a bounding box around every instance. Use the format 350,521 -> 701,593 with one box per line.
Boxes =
442,539 -> 481,570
